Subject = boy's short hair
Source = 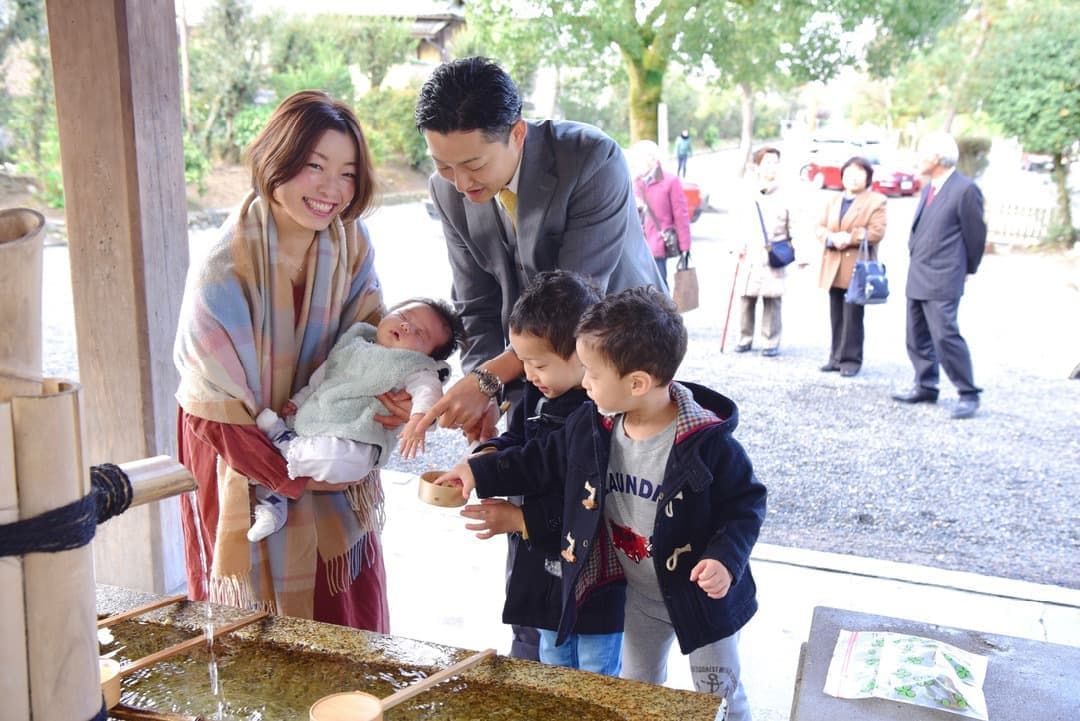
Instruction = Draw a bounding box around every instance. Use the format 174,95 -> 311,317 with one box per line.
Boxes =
576,286 -> 686,384
389,297 -> 466,361
509,271 -> 601,359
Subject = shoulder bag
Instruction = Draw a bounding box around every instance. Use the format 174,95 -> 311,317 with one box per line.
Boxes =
844,232 -> 889,305
638,181 -> 680,259
754,199 -> 795,268
672,251 -> 699,313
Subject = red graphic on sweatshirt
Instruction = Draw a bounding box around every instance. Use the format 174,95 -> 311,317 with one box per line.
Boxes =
609,519 -> 650,562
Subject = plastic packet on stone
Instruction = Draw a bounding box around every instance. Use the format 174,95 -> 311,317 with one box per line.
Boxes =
823,629 -> 989,719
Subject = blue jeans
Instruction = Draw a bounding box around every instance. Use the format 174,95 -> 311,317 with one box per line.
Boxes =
538,629 -> 623,676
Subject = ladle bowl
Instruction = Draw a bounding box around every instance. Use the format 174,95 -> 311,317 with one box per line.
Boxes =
309,648 -> 496,721
416,470 -> 467,508
100,658 -> 121,709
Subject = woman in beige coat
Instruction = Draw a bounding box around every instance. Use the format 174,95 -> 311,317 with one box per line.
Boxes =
815,156 -> 887,376
735,146 -> 794,357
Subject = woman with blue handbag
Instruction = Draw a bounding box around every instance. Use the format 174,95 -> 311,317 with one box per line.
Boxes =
733,146 -> 796,357
815,156 -> 887,377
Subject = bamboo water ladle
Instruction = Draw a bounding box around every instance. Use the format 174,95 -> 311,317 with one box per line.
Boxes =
309,648 -> 497,721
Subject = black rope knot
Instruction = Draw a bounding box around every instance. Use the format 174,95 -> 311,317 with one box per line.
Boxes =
0,463 -> 133,557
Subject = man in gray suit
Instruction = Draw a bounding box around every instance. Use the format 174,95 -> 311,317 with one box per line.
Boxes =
413,57 -> 661,665
891,131 -> 987,419
414,57 -> 662,436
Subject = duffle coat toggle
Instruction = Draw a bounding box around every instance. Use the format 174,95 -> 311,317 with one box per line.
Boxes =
664,490 -> 684,518
666,543 -> 692,571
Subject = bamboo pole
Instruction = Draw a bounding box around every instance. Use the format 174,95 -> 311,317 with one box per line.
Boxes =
119,611 -> 269,677
122,456 -> 196,508
12,379 -> 99,721
0,403 -> 29,721
98,594 -> 188,629
0,207 -> 44,721
0,208 -> 45,400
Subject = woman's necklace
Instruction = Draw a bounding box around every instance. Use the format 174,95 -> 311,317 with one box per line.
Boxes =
280,233 -> 317,282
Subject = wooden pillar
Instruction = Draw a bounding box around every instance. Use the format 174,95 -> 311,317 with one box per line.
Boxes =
45,0 -> 189,593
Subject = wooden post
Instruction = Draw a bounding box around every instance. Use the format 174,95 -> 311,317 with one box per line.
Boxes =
45,0 -> 190,593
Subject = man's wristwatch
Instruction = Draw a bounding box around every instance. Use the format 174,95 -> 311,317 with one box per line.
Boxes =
471,367 -> 504,399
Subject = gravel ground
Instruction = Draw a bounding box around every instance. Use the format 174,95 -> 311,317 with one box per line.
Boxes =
39,196 -> 1080,591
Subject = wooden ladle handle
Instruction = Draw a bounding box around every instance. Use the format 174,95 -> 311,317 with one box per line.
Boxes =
379,648 -> 496,711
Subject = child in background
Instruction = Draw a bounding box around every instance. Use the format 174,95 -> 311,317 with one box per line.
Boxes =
251,297 -> 464,542
457,270 -> 625,675
438,286 -> 766,721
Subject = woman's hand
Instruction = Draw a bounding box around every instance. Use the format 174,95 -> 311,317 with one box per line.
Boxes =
374,389 -> 412,430
460,498 -> 525,540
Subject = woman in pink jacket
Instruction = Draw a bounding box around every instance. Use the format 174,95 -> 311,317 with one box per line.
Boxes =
630,140 -> 692,288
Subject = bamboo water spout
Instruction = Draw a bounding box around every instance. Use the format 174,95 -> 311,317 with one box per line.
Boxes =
1,207 -> 198,720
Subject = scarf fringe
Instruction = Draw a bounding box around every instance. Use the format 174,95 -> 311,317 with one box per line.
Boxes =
320,473 -> 385,594
208,572 -> 262,611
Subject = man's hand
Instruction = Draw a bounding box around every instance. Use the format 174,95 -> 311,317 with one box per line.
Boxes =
415,375 -> 497,442
460,498 -> 525,540
689,558 -> 733,599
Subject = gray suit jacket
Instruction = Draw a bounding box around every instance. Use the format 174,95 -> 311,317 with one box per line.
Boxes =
429,119 -> 663,370
906,171 -> 987,300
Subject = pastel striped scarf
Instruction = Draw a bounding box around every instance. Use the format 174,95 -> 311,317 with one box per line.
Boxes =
174,191 -> 385,617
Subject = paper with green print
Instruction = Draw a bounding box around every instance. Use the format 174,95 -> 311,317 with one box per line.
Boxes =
823,629 -> 989,719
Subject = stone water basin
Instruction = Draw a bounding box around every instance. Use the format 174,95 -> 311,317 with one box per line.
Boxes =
98,585 -> 721,720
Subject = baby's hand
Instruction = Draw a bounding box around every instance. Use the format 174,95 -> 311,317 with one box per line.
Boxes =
433,461 -> 476,500
282,401 -> 298,418
398,413 -> 431,459
689,558 -> 733,600
460,498 -> 524,540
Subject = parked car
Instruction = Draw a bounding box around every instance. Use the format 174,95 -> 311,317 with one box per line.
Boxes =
800,158 -> 921,198
1020,152 -> 1053,172
683,181 -> 708,222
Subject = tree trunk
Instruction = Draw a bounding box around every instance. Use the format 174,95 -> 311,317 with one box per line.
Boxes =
625,50 -> 666,144
738,83 -> 754,178
943,6 -> 991,133
1051,154 -> 1075,247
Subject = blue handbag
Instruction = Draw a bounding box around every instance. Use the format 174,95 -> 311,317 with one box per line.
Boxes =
755,200 -> 795,268
844,234 -> 889,305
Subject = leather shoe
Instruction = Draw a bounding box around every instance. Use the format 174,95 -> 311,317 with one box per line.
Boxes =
761,348 -> 779,357
952,396 -> 979,419
840,367 -> 860,377
733,343 -> 752,353
890,386 -> 938,404
820,363 -> 840,372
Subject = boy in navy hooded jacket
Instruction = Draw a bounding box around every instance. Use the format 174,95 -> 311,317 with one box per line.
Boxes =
438,286 -> 765,721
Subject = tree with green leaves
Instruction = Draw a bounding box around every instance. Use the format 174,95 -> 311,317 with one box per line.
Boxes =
978,1 -> 1078,246
462,0 -> 967,147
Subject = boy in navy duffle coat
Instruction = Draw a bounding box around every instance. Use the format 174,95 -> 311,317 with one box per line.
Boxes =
438,286 -> 766,721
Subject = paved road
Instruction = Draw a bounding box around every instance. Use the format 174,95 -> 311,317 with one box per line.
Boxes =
41,177 -> 1080,590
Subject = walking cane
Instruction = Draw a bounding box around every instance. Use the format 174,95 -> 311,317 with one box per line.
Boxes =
720,252 -> 742,352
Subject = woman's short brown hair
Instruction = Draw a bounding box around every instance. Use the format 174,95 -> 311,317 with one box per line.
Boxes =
752,145 -> 781,166
245,90 -> 376,222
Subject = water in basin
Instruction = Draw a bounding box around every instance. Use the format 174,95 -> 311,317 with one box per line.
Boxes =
102,620 -> 623,720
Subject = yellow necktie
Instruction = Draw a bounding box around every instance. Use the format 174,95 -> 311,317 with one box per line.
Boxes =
498,188 -> 518,232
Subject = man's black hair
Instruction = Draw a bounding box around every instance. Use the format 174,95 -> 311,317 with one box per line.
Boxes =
509,271 -> 602,359
414,57 -> 523,143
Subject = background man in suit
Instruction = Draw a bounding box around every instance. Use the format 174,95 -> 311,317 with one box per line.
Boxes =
891,131 -> 987,419
414,56 -> 662,662
414,56 -> 662,439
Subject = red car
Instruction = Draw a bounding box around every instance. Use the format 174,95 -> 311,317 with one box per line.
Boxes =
683,181 -> 708,222
800,159 -> 921,197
